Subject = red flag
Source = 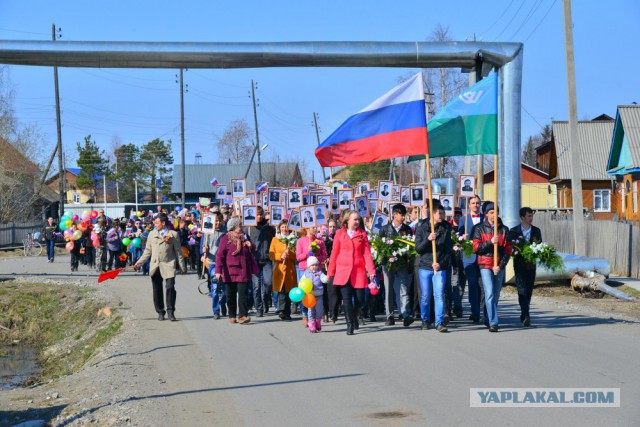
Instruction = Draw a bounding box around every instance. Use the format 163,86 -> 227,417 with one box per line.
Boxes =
98,268 -> 124,283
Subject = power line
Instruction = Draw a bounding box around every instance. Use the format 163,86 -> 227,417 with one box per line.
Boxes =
480,0 -> 516,38
524,0 -> 560,42
76,69 -> 174,92
509,0 -> 546,40
0,27 -> 48,36
522,105 -> 547,130
494,0 -> 527,40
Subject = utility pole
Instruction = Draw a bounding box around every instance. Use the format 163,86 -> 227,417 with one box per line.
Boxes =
474,56 -> 485,199
313,112 -> 327,182
52,24 -> 64,218
179,68 -> 186,206
563,0 -> 586,255
251,80 -> 263,181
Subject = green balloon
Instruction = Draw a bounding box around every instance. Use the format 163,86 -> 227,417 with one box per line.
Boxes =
122,237 -> 131,246
130,237 -> 142,248
289,287 -> 305,303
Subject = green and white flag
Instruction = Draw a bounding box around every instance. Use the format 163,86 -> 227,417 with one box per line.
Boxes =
408,73 -> 497,161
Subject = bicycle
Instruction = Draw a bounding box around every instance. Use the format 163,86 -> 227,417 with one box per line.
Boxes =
23,232 -> 43,257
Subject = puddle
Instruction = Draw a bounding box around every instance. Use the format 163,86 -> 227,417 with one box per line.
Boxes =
0,344 -> 41,390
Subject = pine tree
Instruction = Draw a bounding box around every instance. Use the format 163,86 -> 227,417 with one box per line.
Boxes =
140,138 -> 173,203
76,135 -> 109,201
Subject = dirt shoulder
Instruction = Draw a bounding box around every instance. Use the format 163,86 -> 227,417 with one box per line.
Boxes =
502,279 -> 640,322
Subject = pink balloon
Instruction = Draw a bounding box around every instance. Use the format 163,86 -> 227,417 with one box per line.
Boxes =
65,241 -> 74,251
81,213 -> 90,222
72,214 -> 79,222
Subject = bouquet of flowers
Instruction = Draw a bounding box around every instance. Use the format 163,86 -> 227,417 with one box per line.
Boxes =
309,240 -> 320,256
451,231 -> 474,257
278,234 -> 298,250
511,237 -> 564,272
316,226 -> 333,254
369,233 -> 417,270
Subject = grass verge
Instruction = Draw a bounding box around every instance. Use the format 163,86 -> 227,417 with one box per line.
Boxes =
0,281 -> 122,383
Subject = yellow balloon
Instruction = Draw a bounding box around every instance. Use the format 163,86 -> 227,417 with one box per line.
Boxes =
188,224 -> 194,230
299,277 -> 313,294
72,230 -> 83,241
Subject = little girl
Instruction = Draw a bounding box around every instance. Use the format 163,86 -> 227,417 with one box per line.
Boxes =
304,256 -> 327,333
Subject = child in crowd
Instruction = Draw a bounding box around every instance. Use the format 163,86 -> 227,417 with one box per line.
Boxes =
303,256 -> 328,333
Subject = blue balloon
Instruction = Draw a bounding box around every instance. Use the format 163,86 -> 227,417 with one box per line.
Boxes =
289,287 -> 305,303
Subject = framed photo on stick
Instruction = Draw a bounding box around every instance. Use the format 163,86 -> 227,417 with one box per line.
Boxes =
288,188 -> 303,208
300,205 -> 317,227
371,211 -> 389,234
410,183 -> 426,206
242,205 -> 258,226
439,194 -> 455,215
315,204 -> 328,226
338,189 -> 353,209
357,181 -> 370,195
215,185 -> 227,199
459,174 -> 476,198
288,209 -> 301,231
269,205 -> 285,225
355,195 -> 369,218
231,178 -> 246,198
378,180 -> 392,201
268,188 -> 282,206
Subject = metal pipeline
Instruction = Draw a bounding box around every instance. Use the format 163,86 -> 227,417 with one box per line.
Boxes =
0,40 -> 522,69
535,252 -> 611,281
0,39 -> 524,226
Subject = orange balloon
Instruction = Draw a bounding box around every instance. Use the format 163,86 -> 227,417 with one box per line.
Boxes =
302,293 -> 316,308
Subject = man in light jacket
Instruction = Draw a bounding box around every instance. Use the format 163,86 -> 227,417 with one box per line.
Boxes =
135,213 -> 186,322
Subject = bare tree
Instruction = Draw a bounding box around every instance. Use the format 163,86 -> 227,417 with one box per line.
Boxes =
216,119 -> 254,163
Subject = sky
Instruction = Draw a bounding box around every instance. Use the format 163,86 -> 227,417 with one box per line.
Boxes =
1,0 -> 638,184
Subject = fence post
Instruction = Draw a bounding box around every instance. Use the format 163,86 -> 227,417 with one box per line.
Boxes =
11,222 -> 16,247
629,224 -> 634,278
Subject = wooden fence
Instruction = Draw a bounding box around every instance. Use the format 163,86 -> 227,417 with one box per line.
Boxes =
0,222 -> 46,250
535,212 -> 640,278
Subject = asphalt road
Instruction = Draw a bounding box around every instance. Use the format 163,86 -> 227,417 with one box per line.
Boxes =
2,254 -> 639,426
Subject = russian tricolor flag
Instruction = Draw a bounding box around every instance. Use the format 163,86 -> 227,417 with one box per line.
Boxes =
210,177 -> 220,187
315,73 -> 428,167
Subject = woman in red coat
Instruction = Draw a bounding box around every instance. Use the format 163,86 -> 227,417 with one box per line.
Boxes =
327,210 -> 376,335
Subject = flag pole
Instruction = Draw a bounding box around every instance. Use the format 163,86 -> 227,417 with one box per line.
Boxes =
493,154 -> 499,269
424,155 -> 437,263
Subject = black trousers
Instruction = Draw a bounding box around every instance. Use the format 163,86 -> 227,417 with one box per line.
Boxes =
226,282 -> 248,318
151,270 -> 176,315
339,284 -> 365,325
514,261 -> 536,320
277,290 -> 291,316
327,278 -> 343,319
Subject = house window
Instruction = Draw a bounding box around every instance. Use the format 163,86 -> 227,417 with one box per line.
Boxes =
593,189 -> 610,212
634,180 -> 638,213
72,193 -> 81,203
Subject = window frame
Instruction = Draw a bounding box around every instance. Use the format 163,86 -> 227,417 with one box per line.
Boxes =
593,189 -> 611,212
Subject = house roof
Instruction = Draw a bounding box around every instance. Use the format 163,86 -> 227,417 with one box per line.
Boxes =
171,162 -> 301,194
483,162 -> 549,184
551,119 -> 615,181
607,105 -> 640,175
0,137 -> 41,174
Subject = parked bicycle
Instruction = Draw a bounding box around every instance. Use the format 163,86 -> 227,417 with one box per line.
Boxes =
23,232 -> 43,257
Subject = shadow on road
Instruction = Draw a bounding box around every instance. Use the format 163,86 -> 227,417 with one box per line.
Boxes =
0,404 -> 67,427
92,344 -> 193,366
54,373 -> 365,426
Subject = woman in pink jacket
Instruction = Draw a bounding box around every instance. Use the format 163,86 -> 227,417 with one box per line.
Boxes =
327,210 -> 376,335
296,226 -> 327,327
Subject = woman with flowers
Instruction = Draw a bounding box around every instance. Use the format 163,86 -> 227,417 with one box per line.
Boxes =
327,210 -> 376,335
296,226 -> 327,327
507,207 -> 542,327
269,220 -> 298,321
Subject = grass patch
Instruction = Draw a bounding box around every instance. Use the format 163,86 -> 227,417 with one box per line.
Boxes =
0,281 -> 122,382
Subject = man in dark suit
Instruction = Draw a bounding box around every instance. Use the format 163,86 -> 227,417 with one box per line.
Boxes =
412,188 -> 423,203
379,204 -> 414,327
457,195 -> 483,322
269,190 -> 280,202
316,206 -> 325,220
380,184 -> 390,197
289,191 -> 301,203
507,207 -> 542,327
462,179 -> 473,193
245,209 -> 256,221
